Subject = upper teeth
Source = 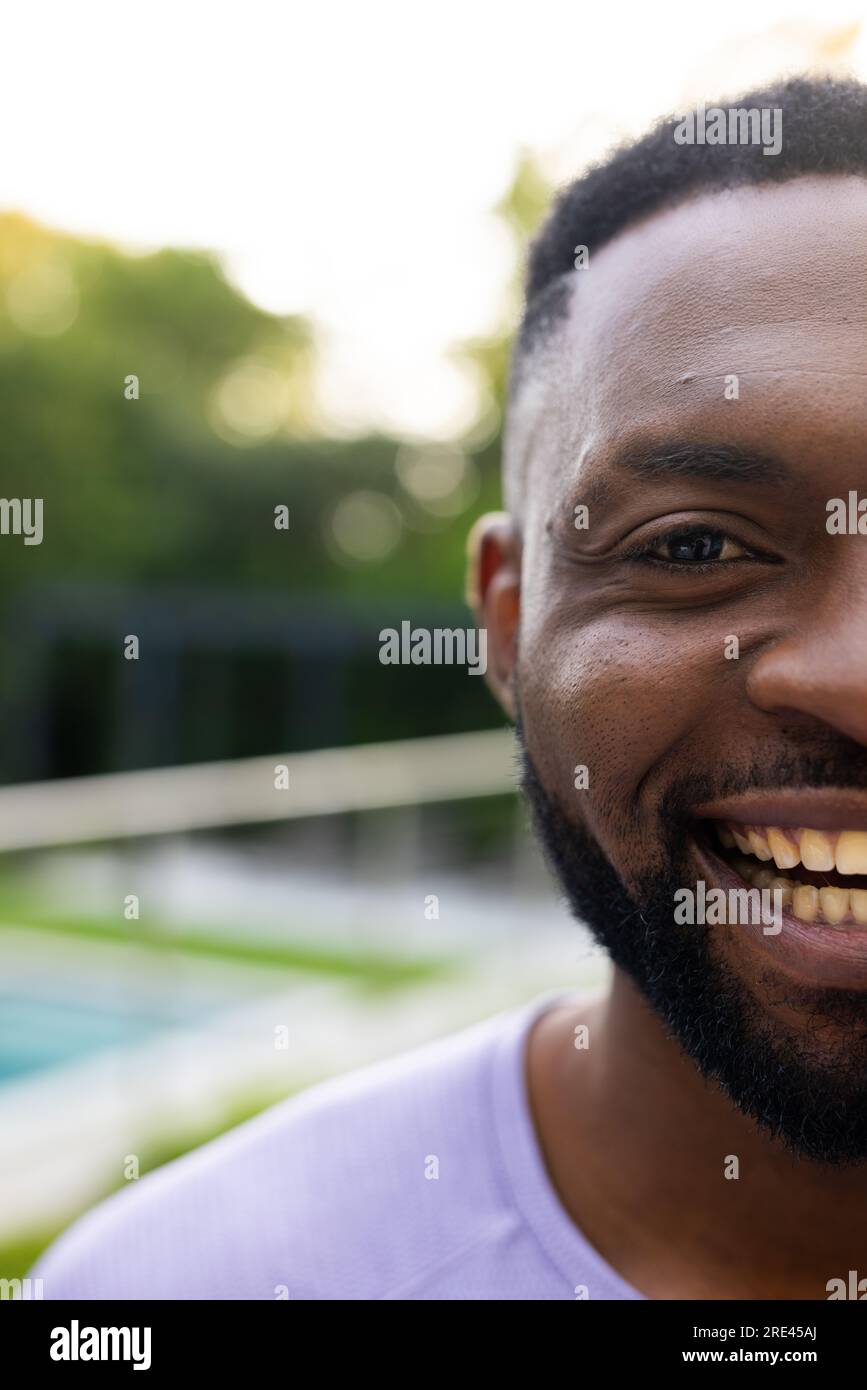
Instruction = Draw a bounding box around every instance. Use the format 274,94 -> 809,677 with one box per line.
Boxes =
717,824 -> 867,875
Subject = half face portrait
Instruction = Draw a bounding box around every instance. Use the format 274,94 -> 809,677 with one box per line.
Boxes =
18,47 -> 867,1326
473,77 -> 867,1167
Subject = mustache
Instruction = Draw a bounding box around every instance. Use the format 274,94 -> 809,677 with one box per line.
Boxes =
662,734 -> 867,828
514,704 -> 867,852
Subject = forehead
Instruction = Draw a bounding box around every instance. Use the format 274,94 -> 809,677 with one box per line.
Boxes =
525,174 -> 867,507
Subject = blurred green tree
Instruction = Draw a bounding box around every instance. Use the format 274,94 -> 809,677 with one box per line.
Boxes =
0,159 -> 553,774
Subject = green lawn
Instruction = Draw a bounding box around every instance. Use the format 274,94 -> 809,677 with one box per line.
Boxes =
0,906 -> 453,988
0,904 -> 458,1282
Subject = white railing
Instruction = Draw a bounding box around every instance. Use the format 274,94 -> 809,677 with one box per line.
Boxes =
0,728 -> 516,851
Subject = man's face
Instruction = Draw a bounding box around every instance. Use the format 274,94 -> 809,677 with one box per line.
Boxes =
479,174 -> 867,1163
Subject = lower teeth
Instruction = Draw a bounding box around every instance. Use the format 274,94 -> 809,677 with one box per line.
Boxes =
727,855 -> 867,926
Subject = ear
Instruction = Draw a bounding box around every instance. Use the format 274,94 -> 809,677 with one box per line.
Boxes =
466,511 -> 522,720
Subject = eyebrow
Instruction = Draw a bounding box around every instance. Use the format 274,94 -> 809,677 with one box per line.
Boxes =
577,440 -> 790,510
616,440 -> 789,487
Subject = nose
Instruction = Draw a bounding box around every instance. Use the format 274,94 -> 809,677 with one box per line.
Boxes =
747,578 -> 867,747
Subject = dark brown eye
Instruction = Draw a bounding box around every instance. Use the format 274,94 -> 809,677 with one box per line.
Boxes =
649,529 -> 747,563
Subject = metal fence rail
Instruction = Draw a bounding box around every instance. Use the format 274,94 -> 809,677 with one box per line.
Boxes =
0,728 -> 517,852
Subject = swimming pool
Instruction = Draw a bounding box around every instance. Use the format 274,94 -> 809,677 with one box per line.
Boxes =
0,990 -> 215,1084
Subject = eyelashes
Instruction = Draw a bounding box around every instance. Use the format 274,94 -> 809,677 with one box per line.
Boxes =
622,525 -> 765,571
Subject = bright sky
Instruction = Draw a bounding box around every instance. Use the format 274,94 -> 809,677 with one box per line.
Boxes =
2,1 -> 865,438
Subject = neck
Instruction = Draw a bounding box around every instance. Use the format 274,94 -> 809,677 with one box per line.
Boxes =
527,967 -> 867,1299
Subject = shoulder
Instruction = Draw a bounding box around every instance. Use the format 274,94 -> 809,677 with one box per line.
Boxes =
33,1001 -> 538,1300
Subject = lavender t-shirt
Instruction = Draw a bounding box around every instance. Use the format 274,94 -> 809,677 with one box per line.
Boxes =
33,992 -> 644,1300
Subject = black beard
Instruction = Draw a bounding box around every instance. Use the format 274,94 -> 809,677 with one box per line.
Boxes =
517,724 -> 867,1167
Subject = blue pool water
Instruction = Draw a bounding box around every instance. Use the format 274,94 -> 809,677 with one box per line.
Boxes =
0,992 -> 213,1084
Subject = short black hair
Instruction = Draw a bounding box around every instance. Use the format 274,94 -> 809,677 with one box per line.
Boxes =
512,74 -> 867,398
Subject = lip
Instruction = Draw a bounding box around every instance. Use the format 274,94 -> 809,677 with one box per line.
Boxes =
692,832 -> 867,989
692,789 -> 867,833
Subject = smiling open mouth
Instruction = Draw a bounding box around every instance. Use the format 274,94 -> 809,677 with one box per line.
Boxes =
706,822 -> 867,926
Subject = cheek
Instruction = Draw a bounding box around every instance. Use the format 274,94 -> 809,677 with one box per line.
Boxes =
519,608 -> 731,856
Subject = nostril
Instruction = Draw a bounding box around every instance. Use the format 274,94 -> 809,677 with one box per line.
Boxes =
746,648 -> 867,748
